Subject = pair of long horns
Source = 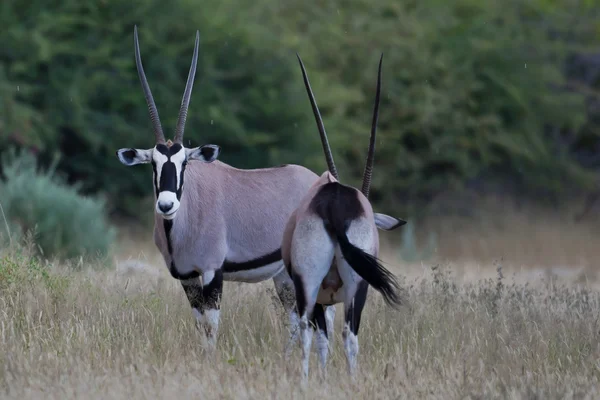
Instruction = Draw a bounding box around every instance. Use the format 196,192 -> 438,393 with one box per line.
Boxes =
297,53 -> 383,199
134,25 -> 199,145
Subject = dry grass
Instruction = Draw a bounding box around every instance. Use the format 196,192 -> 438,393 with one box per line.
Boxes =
2,204 -> 600,399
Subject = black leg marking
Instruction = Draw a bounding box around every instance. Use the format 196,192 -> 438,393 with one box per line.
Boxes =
292,271 -> 307,318
202,269 -> 224,312
181,278 -> 204,310
311,304 -> 328,338
346,281 -> 369,335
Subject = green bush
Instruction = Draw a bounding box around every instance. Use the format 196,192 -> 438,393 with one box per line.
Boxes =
0,151 -> 115,261
0,0 -> 598,218
0,0 -> 321,216
262,0 -> 599,212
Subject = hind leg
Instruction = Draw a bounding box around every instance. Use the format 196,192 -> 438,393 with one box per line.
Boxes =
272,269 -> 301,359
292,267 -> 332,380
324,304 -> 335,343
342,280 -> 369,376
312,304 -> 329,372
336,243 -> 371,377
290,220 -> 335,379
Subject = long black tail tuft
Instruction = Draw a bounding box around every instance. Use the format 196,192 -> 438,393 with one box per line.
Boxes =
336,232 -> 404,308
310,182 -> 404,308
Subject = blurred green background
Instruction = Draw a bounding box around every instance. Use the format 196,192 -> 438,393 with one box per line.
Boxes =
1,0 -> 600,259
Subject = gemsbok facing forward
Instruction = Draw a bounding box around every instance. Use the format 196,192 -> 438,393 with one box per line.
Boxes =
282,54 -> 405,378
115,27 -> 403,352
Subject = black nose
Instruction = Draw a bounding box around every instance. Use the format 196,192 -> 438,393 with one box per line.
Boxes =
158,201 -> 174,213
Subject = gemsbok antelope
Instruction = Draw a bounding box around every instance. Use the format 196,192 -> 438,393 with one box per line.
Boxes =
115,27 -> 403,351
282,54 -> 405,378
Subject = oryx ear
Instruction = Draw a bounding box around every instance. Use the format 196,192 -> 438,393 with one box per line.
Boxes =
374,213 -> 407,231
116,148 -> 153,166
186,145 -> 221,163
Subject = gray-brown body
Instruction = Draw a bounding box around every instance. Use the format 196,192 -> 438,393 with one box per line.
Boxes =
153,160 -> 319,283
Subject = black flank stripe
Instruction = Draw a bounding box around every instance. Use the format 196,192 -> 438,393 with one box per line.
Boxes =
223,249 -> 282,273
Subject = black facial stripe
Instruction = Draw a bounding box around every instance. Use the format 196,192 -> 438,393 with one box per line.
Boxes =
222,249 -> 282,273
159,161 -> 178,193
155,144 -> 187,197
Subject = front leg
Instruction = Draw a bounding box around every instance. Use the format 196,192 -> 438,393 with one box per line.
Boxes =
181,276 -> 203,328
199,268 -> 223,349
181,268 -> 224,350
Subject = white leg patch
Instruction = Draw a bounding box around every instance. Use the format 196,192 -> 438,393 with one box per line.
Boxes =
300,315 -> 313,380
202,308 -> 220,350
343,323 -> 359,376
193,307 -> 220,350
325,305 -> 335,342
315,326 -> 329,371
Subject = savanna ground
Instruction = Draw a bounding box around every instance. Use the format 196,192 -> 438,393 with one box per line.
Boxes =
2,199 -> 600,399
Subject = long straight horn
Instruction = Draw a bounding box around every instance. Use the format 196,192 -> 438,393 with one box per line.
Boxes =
361,53 -> 383,198
296,53 -> 339,180
134,25 -> 165,144
173,31 -> 200,144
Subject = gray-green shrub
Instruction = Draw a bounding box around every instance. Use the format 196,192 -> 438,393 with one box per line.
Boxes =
0,151 -> 115,261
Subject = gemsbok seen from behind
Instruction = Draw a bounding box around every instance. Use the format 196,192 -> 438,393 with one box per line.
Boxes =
282,53 -> 406,378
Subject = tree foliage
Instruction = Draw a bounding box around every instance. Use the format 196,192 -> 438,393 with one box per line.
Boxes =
0,0 -> 599,218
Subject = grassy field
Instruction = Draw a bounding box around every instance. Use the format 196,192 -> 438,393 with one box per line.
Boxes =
2,204 -> 600,399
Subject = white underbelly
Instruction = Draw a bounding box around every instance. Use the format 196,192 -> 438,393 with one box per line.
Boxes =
223,261 -> 284,283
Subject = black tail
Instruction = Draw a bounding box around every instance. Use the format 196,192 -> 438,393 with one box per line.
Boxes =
310,182 -> 404,308
337,233 -> 403,308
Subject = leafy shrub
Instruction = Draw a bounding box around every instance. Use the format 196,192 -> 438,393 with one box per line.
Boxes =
0,0 -> 320,216
0,151 -> 115,261
0,0 -> 598,219
263,0 -> 600,212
